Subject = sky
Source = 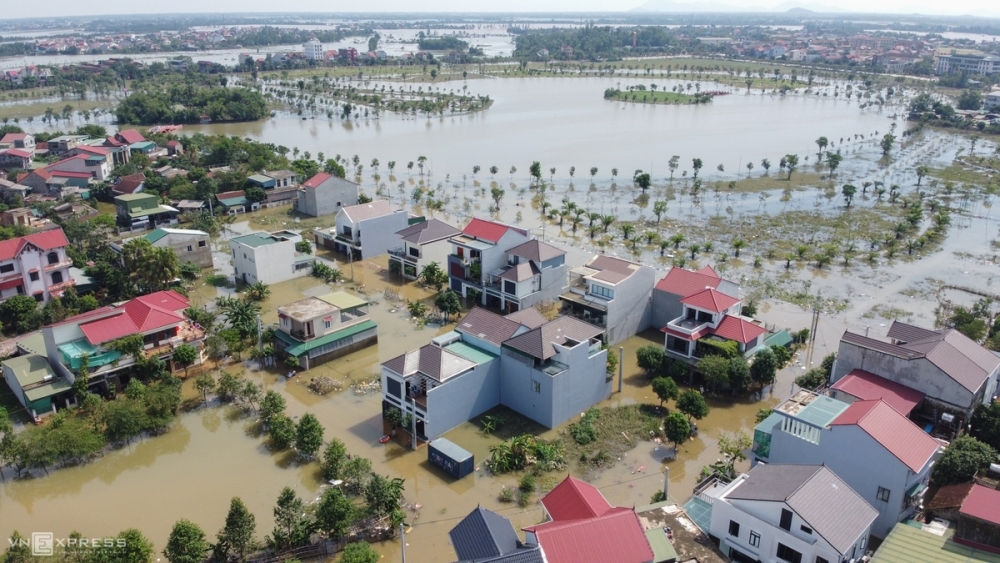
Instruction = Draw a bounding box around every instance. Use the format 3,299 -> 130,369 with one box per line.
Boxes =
4,0 -> 998,20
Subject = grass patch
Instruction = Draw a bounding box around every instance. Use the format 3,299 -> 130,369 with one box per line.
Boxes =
0,98 -> 113,122
560,404 -> 664,474
605,89 -> 699,104
930,165 -> 994,186
862,304 -> 914,322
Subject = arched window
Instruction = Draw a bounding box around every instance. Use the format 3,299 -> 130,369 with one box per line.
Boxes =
47,252 -> 59,265
51,271 -> 63,284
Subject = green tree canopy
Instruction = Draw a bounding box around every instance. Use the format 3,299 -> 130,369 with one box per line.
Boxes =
164,519 -> 210,563
676,389 -> 709,421
664,411 -> 690,448
651,377 -> 679,407
214,497 -> 257,563
295,413 -> 324,459
932,436 -> 997,486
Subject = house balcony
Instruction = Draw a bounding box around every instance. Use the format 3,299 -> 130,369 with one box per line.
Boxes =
388,247 -> 417,263
665,315 -> 712,337
44,259 -> 73,271
290,329 -> 317,341
335,233 -> 360,248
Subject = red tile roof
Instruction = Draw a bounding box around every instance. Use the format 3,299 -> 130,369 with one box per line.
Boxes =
655,266 -> 722,297
540,476 -> 611,520
831,369 -> 924,415
113,172 -> 146,194
463,218 -> 516,243
680,287 -> 740,313
302,172 -> 332,188
712,315 -> 766,344
0,229 -> 70,261
73,145 -> 110,156
50,171 -> 92,179
831,400 -> 940,472
116,129 -> 146,144
0,133 -> 27,143
961,485 -> 1000,525
78,290 -> 188,345
5,149 -> 32,158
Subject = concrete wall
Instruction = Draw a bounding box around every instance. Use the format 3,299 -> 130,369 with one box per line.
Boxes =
712,495 -> 864,563
832,340 -> 977,414
424,360 -> 500,438
296,178 -> 359,217
157,234 -> 213,268
498,341 -> 609,428
231,239 -> 300,285
651,289 -> 683,330
606,265 -> 656,345
522,259 -> 567,309
761,419 -> 933,538
355,211 -> 408,258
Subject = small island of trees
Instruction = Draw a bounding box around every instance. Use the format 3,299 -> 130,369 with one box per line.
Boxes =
115,84 -> 268,125
604,84 -> 717,105
417,36 -> 469,51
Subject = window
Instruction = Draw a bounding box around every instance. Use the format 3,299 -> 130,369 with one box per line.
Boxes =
816,557 -> 829,563
590,284 -> 614,299
729,520 -> 740,537
0,263 -> 13,274
800,525 -> 812,535
336,201 -> 341,207
187,245 -> 193,252
408,246 -> 420,258
386,378 -> 401,399
16,285 -> 24,295
33,293 -> 44,302
780,509 -> 793,531
531,381 -> 541,393
776,543 -> 802,563
860,537 -> 866,550
324,320 -> 332,329
29,272 -> 39,282
198,240 -> 207,247
876,487 -> 890,502
47,252 -> 60,265
51,272 -> 63,284
749,531 -> 760,548
504,280 -> 517,295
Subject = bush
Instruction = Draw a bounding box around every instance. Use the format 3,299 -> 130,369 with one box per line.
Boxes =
932,436 -> 997,486
795,368 -> 828,390
636,345 -> 665,375
499,487 -> 515,503
569,408 -> 600,445
519,474 -> 536,494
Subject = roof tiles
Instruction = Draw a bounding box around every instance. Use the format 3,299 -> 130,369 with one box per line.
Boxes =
0,228 -> 70,261
960,484 -> 1000,526
655,266 -> 722,297
680,287 -> 740,313
462,218 -> 523,243
831,400 -> 941,472
455,307 -> 524,346
830,369 -> 924,415
503,316 -> 603,361
712,315 -> 766,344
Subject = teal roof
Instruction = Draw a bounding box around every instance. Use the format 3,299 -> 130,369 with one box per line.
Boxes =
765,329 -> 793,347
754,412 -> 783,434
2,354 -> 71,402
796,395 -> 851,427
145,229 -> 169,244
248,174 -> 275,186
446,342 -> 496,365
219,197 -> 247,207
683,497 -> 713,535
276,319 -> 377,357
871,523 -> 1000,563
69,267 -> 95,292
129,141 -> 155,151
644,528 -> 678,563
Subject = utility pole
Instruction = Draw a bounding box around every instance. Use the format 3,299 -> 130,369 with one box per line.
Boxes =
618,346 -> 624,393
663,467 -> 670,501
400,523 -> 407,563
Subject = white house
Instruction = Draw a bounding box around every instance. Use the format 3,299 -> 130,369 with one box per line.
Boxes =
230,231 -> 314,285
558,255 -> 656,344
317,199 -> 409,259
753,391 -> 942,538
986,89 -> 1000,111
46,154 -> 111,182
483,239 -> 568,314
703,464 -> 877,563
388,218 -> 461,280
447,218 -> 531,305
304,39 -> 324,61
0,229 -> 75,304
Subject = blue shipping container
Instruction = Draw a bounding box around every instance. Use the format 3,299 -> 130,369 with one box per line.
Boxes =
428,438 -> 474,479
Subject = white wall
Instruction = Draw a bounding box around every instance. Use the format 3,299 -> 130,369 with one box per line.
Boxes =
231,239 -> 300,285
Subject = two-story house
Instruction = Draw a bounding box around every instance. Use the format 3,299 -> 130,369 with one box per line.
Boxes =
702,464 -> 877,563
115,228 -> 213,269
483,239 -> 568,314
447,218 -> 531,304
1,290 -> 206,416
0,132 -> 35,150
274,291 -> 377,370
559,254 -> 656,344
0,229 -> 75,304
315,199 -> 410,259
0,148 -> 33,170
388,218 -> 461,280
752,391 -> 942,538
652,265 -> 740,326
449,506 -> 543,563
230,230 -> 314,285
832,321 -> 1000,430
660,287 -> 767,361
114,193 -> 179,231
47,135 -> 88,155
380,307 -> 609,445
46,154 -> 111,182
295,172 -> 360,217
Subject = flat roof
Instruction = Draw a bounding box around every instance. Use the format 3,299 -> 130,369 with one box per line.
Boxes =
317,291 -> 367,310
231,233 -> 284,248
776,391 -> 850,427
275,319 -> 376,357
445,341 -> 496,365
449,234 -> 494,251
278,296 -> 339,321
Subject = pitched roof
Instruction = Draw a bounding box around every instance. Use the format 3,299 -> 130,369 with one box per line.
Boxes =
584,255 -> 642,285
395,218 -> 461,245
507,239 -> 565,262
116,129 -> 145,144
504,308 -> 547,330
340,199 -> 394,223
0,133 -> 27,143
450,506 -> 521,560
498,262 -> 540,282
926,482 -> 975,511
903,329 -> 1000,393
840,331 -> 925,360
712,315 -> 766,344
503,316 -> 604,361
886,320 -> 941,343
831,400 -> 941,472
0,228 -> 70,261
830,369 -> 924,415
215,190 -> 245,201
77,290 -> 188,345
302,172 -> 331,188
961,484 -> 1000,525
727,464 -> 878,555
524,508 -> 654,563
540,476 -> 611,520
113,172 -> 146,194
655,266 -> 722,297
381,344 -> 476,382
73,145 -> 110,156
680,287 -> 740,313
455,307 -> 524,346
462,218 -> 526,243
4,149 -> 32,158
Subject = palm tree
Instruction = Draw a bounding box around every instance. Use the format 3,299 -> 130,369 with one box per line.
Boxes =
601,215 -> 615,234
620,223 -> 635,240
669,233 -> 685,249
644,231 -> 659,245
815,136 -> 828,158
587,212 -> 601,228
732,239 -> 746,257
659,239 -> 671,256
688,243 -> 701,260
588,225 -> 601,239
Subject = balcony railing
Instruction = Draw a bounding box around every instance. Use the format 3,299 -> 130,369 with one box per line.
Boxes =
666,315 -> 711,336
290,329 -> 316,341
335,233 -> 360,247
389,247 -> 417,262
44,259 -> 73,271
